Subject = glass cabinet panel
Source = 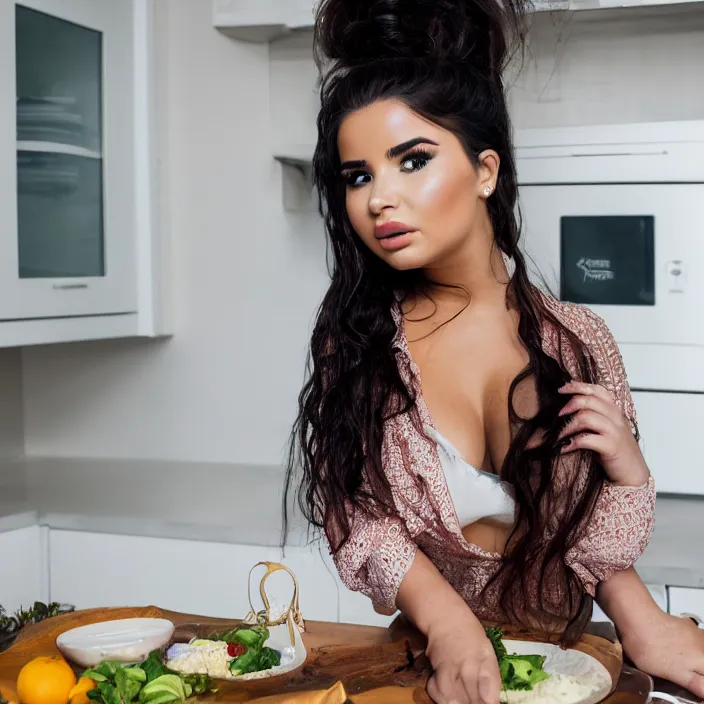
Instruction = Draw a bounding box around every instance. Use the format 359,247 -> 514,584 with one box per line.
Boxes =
15,4 -> 104,279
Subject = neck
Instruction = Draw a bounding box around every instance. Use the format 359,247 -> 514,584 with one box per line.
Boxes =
423,222 -> 510,310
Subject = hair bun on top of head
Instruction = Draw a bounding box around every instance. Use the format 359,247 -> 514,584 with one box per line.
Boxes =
314,0 -> 528,76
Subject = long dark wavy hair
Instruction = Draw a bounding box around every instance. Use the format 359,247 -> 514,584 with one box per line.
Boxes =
284,0 -> 613,644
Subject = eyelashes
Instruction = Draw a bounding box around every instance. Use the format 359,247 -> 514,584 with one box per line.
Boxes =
400,149 -> 434,173
342,170 -> 370,189
341,148 -> 436,188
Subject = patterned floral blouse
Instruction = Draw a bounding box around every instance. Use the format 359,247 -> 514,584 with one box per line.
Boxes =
329,291 -> 656,617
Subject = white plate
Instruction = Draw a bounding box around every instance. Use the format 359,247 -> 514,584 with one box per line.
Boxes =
499,639 -> 613,704
56,617 -> 175,668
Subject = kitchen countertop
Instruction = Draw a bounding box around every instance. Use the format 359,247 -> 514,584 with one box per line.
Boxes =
0,605 -> 696,703
0,456 -> 311,547
0,456 -> 702,589
0,606 -> 647,703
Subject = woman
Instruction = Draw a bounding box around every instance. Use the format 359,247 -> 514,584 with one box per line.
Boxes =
284,1 -> 704,702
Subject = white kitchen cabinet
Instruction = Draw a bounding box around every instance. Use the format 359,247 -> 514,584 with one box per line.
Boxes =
0,0 -> 168,346
632,392 -> 704,495
48,531 -> 339,623
213,0 -> 704,43
668,587 -> 704,623
0,526 -> 43,613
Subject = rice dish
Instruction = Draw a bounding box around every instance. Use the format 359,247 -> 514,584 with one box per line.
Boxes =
165,639 -> 297,681
500,672 -> 604,704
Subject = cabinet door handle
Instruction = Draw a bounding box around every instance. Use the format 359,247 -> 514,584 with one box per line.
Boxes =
52,283 -> 89,290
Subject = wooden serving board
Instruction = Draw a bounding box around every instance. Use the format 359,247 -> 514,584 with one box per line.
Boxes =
0,605 -> 645,703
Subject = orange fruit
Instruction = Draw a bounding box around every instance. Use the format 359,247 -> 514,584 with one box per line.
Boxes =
67,679 -> 96,704
16,656 -> 76,704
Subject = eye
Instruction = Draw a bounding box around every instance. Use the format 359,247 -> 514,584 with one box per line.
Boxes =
342,170 -> 371,188
400,150 -> 434,173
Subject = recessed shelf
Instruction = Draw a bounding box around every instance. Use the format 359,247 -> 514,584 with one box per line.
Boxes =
274,145 -> 315,211
16,141 -> 101,159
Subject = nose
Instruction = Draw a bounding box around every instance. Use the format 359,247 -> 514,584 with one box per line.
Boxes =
368,171 -> 399,216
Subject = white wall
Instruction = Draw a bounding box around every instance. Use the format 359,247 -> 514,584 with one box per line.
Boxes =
19,1 -> 704,466
0,350 -> 23,459
509,5 -> 704,128
0,349 -> 25,500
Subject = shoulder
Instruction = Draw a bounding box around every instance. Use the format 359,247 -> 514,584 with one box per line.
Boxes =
537,289 -> 611,342
537,290 -> 636,422
537,289 -> 617,356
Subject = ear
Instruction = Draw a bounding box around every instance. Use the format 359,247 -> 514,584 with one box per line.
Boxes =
477,149 -> 500,199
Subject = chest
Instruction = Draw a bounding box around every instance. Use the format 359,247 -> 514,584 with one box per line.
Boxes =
405,312 -> 537,474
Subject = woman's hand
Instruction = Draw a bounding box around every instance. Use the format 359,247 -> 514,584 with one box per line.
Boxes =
598,569 -> 704,698
557,381 -> 650,487
621,612 -> 704,699
425,606 -> 501,704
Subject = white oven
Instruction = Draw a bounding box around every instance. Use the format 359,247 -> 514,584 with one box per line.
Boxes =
515,121 -> 704,495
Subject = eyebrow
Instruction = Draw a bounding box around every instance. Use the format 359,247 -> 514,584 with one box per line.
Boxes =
340,137 -> 439,171
387,137 -> 439,159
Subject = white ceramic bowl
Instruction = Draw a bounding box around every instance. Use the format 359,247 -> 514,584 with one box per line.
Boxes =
56,617 -> 175,668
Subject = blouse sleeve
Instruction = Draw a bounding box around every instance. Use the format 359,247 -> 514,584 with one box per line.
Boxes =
327,501 -> 418,611
564,310 -> 656,595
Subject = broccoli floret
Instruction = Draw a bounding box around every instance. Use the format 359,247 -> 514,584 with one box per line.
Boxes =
485,626 -> 508,661
485,627 -> 550,692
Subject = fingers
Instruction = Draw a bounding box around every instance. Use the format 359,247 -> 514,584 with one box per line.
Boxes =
558,385 -> 624,426
559,381 -> 614,403
426,672 -> 444,703
477,659 -> 502,704
685,671 -> 704,699
426,674 -> 443,703
558,407 -> 618,456
477,679 -> 500,704
428,663 -> 500,704
459,655 -> 501,704
458,662 -> 481,704
685,642 -> 704,699
459,674 -> 479,704
558,409 -> 612,442
560,431 -> 608,455
427,670 -> 467,704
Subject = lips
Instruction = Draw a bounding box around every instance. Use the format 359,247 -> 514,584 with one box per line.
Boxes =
374,221 -> 414,240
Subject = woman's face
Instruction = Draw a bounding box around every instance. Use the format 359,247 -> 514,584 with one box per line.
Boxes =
337,99 -> 498,271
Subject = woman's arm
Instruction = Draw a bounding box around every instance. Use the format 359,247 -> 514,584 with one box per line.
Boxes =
558,313 -> 704,697
557,312 -> 656,593
396,547 -> 479,636
596,566 -> 662,632
397,549 -> 502,704
328,506 -> 417,611
331,507 -> 502,704
597,567 -> 704,699
558,376 -> 656,595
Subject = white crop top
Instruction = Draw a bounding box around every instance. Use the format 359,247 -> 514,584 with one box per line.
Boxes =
425,425 -> 516,528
